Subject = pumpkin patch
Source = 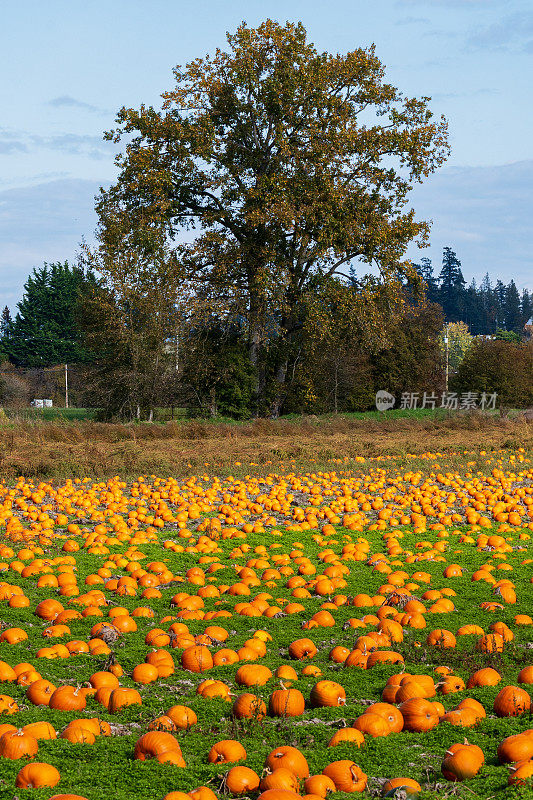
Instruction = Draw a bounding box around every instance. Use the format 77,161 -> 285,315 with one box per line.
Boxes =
0,451 -> 531,798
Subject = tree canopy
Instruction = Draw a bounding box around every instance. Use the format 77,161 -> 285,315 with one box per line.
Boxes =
3,262 -> 97,368
91,19 -> 450,416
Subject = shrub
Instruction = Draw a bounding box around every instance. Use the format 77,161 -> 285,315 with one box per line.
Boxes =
452,340 -> 533,408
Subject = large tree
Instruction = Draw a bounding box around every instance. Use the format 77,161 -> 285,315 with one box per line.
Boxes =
95,19 -> 449,415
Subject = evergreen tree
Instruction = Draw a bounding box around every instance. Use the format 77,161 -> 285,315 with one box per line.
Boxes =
0,307 -> 11,363
504,280 -> 522,333
413,257 -> 438,302
494,280 -> 507,328
0,307 -> 12,340
463,279 -> 483,334
5,262 -> 97,367
521,289 -> 533,327
437,247 -> 466,321
480,273 -> 497,334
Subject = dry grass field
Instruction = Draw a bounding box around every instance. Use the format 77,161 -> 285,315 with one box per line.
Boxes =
0,412 -> 530,480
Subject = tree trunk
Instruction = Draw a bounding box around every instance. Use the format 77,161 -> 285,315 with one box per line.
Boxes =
247,268 -> 266,415
269,359 -> 288,418
208,387 -> 217,417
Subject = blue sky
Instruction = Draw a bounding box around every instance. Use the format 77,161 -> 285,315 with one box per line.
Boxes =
1,0 -> 531,309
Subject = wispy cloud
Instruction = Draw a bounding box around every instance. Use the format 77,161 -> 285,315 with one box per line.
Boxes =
422,28 -> 459,38
0,127 -> 115,160
47,95 -> 108,115
0,178 -> 102,308
0,128 -> 30,155
431,87 -> 499,100
31,133 -> 113,160
468,11 -> 533,52
396,15 -> 430,25
408,160 -> 533,291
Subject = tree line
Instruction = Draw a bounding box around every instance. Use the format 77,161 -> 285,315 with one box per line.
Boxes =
0,21 -> 531,417
414,247 -> 532,335
1,253 -> 531,416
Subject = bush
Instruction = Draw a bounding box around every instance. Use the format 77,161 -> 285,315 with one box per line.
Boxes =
452,340 -> 533,408
0,370 -> 32,407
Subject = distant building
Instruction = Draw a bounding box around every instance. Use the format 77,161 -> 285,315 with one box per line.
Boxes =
525,318 -> 533,339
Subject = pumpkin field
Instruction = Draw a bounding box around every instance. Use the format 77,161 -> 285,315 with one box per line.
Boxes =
0,447 -> 532,799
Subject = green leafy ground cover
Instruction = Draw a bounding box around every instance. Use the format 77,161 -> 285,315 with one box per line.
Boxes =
0,454 -> 531,799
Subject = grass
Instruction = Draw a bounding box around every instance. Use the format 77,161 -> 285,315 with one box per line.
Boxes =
2,407 -> 98,422
0,410 -> 530,480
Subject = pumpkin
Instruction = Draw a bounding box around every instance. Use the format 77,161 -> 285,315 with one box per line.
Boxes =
288,638 -> 318,659
366,651 -> 404,668
49,686 -> 86,711
163,794 -> 191,800
399,698 -> 439,732
134,732 -> 185,765
498,733 -> 533,764
265,746 -> 309,778
467,667 -> 501,688
166,705 -> 197,729
208,740 -> 247,764
0,729 -> 39,759
438,675 -> 465,695
61,726 -> 96,745
494,685 -> 531,717
236,664 -> 272,686
233,693 -> 266,720
108,688 -> 142,714
224,766 -> 260,795
322,761 -> 367,793
304,775 -> 337,797
440,708 -> 478,728
310,681 -> 346,707
181,645 -> 214,673
367,703 -> 404,733
275,665 -> 298,682
89,671 -> 118,692
269,688 -> 305,717
189,788 -> 220,800
382,778 -> 421,796
15,761 -> 61,789
260,768 -> 300,793
426,629 -> 456,648
132,663 -> 159,684
0,661 -> 16,682
0,695 -> 18,715
441,743 -> 484,781
258,791 -> 300,800
518,666 -> 533,685
353,713 -> 390,738
22,721 -> 56,740
395,681 -> 426,704
456,698 -> 485,721
49,796 -> 89,800
328,728 -> 365,747
25,679 -> 55,707
476,633 -> 504,653
509,761 -> 533,786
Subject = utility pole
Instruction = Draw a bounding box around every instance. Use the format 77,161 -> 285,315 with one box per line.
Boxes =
65,363 -> 69,408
